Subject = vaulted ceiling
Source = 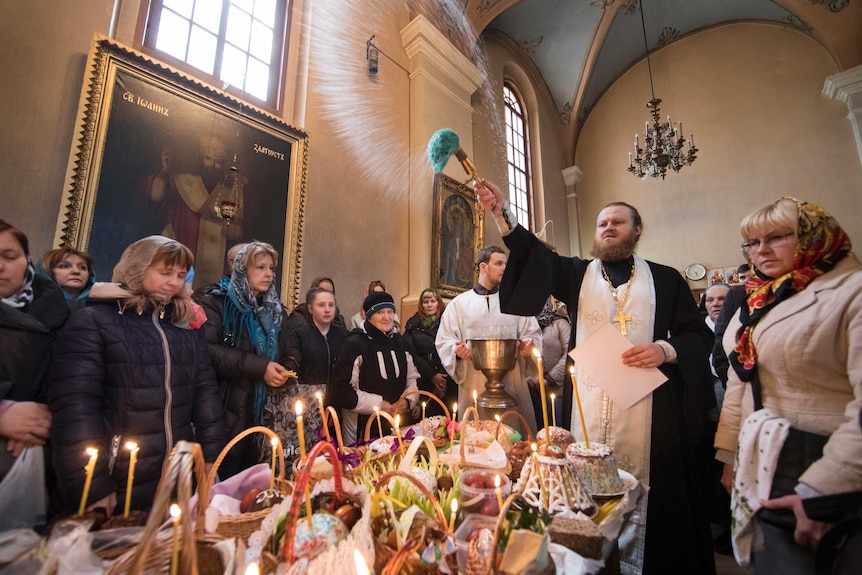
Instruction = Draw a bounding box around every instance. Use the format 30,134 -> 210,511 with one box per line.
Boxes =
464,0 -> 860,159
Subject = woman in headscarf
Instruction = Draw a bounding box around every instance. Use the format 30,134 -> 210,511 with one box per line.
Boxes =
200,241 -> 291,477
402,288 -> 456,415
714,198 -> 862,573
525,297 -> 570,429
0,221 -> 69,486
49,235 -> 225,514
35,247 -> 96,313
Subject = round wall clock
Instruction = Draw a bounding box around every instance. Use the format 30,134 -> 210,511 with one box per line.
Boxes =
685,263 -> 707,281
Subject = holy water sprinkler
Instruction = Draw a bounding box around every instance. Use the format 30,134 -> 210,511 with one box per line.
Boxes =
427,128 -> 480,182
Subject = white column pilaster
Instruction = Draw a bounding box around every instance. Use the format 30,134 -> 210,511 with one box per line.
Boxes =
400,16 -> 483,307
823,65 -> 862,168
562,165 -> 582,257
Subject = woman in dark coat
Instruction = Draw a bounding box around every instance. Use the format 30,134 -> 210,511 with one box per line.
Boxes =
402,288 -> 456,416
48,236 -> 226,514
328,291 -> 420,445
0,220 -> 69,482
200,241 -> 291,477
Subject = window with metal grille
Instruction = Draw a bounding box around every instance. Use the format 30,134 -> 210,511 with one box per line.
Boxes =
503,83 -> 531,231
142,0 -> 287,109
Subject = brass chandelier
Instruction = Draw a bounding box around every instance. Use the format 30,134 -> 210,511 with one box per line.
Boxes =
627,0 -> 697,180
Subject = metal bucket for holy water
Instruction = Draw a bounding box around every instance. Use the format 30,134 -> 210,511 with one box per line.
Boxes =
469,339 -> 519,418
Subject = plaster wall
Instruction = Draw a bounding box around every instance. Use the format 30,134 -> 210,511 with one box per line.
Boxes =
575,23 -> 862,291
473,37 -> 573,257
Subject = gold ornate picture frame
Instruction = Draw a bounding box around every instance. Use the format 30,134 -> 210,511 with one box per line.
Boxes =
431,173 -> 484,298
54,35 -> 308,308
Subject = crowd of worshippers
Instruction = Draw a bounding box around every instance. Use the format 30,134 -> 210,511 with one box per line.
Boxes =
2,182 -> 860,574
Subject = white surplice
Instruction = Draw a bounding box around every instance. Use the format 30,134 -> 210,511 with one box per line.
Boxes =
573,256 -> 656,574
435,289 -> 541,435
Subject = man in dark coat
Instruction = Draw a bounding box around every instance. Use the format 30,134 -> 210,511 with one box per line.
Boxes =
474,180 -> 716,575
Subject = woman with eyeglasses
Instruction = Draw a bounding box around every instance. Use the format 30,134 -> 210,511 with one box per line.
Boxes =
36,248 -> 96,312
714,198 -> 862,573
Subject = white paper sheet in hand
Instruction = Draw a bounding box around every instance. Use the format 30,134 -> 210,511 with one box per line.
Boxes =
568,322 -> 667,410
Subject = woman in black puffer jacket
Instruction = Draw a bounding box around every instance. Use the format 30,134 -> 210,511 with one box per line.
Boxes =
48,236 -> 226,515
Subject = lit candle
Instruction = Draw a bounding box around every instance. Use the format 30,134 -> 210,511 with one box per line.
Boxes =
421,401 -> 427,436
295,400 -> 306,465
550,393 -> 556,428
354,549 -> 370,575
569,366 -> 590,449
374,405 -> 384,438
472,389 -> 478,413
269,437 -> 279,492
394,414 -> 406,457
449,498 -> 458,532
315,391 -> 330,441
494,474 -> 504,511
78,447 -> 99,516
123,442 -> 139,518
449,402 -> 458,453
532,348 -> 550,449
531,443 -> 547,510
245,562 -> 260,575
169,503 -> 181,575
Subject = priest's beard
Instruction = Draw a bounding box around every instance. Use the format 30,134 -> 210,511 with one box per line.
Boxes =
590,232 -> 638,262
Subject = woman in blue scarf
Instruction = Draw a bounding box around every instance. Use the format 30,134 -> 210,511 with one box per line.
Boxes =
35,248 -> 96,313
200,241 -> 291,478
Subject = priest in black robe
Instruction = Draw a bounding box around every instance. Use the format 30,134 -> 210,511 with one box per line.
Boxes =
474,179 -> 716,575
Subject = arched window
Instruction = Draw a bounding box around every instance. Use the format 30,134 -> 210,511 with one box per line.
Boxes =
503,83 -> 531,231
142,0 -> 288,110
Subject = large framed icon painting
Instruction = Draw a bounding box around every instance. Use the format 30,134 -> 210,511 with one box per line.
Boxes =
54,35 -> 308,307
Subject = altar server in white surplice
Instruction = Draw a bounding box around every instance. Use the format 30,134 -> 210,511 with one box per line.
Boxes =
435,245 -> 540,436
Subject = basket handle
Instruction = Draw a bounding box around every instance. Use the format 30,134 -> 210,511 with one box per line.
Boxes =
280,441 -> 344,563
400,390 -> 451,420
489,492 -> 530,575
203,425 -> 286,501
126,441 -> 208,575
459,406 -> 482,464
324,406 -> 345,451
496,410 -> 534,444
381,526 -> 427,575
397,435 -> 438,473
375,470 -> 450,535
362,409 -> 400,442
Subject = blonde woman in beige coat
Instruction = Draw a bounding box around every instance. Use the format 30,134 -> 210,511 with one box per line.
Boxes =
714,198 -> 862,573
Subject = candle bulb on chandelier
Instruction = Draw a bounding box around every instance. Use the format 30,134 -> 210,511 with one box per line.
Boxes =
628,152 -> 633,167
690,133 -> 695,147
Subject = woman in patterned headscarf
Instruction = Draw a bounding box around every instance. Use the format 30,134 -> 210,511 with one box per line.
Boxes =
403,288 -> 455,415
200,241 -> 292,477
714,198 -> 861,573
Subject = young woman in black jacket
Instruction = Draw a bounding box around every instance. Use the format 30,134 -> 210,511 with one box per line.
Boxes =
281,287 -> 348,465
48,236 -> 226,515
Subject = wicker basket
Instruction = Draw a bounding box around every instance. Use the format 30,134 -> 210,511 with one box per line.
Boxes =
106,441 -> 223,575
203,426 -> 292,543
401,390 -> 452,448
496,410 -> 534,483
372,470 -> 455,575
457,407 -> 512,476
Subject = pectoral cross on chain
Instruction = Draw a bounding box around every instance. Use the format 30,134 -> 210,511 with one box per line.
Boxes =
613,309 -> 632,336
